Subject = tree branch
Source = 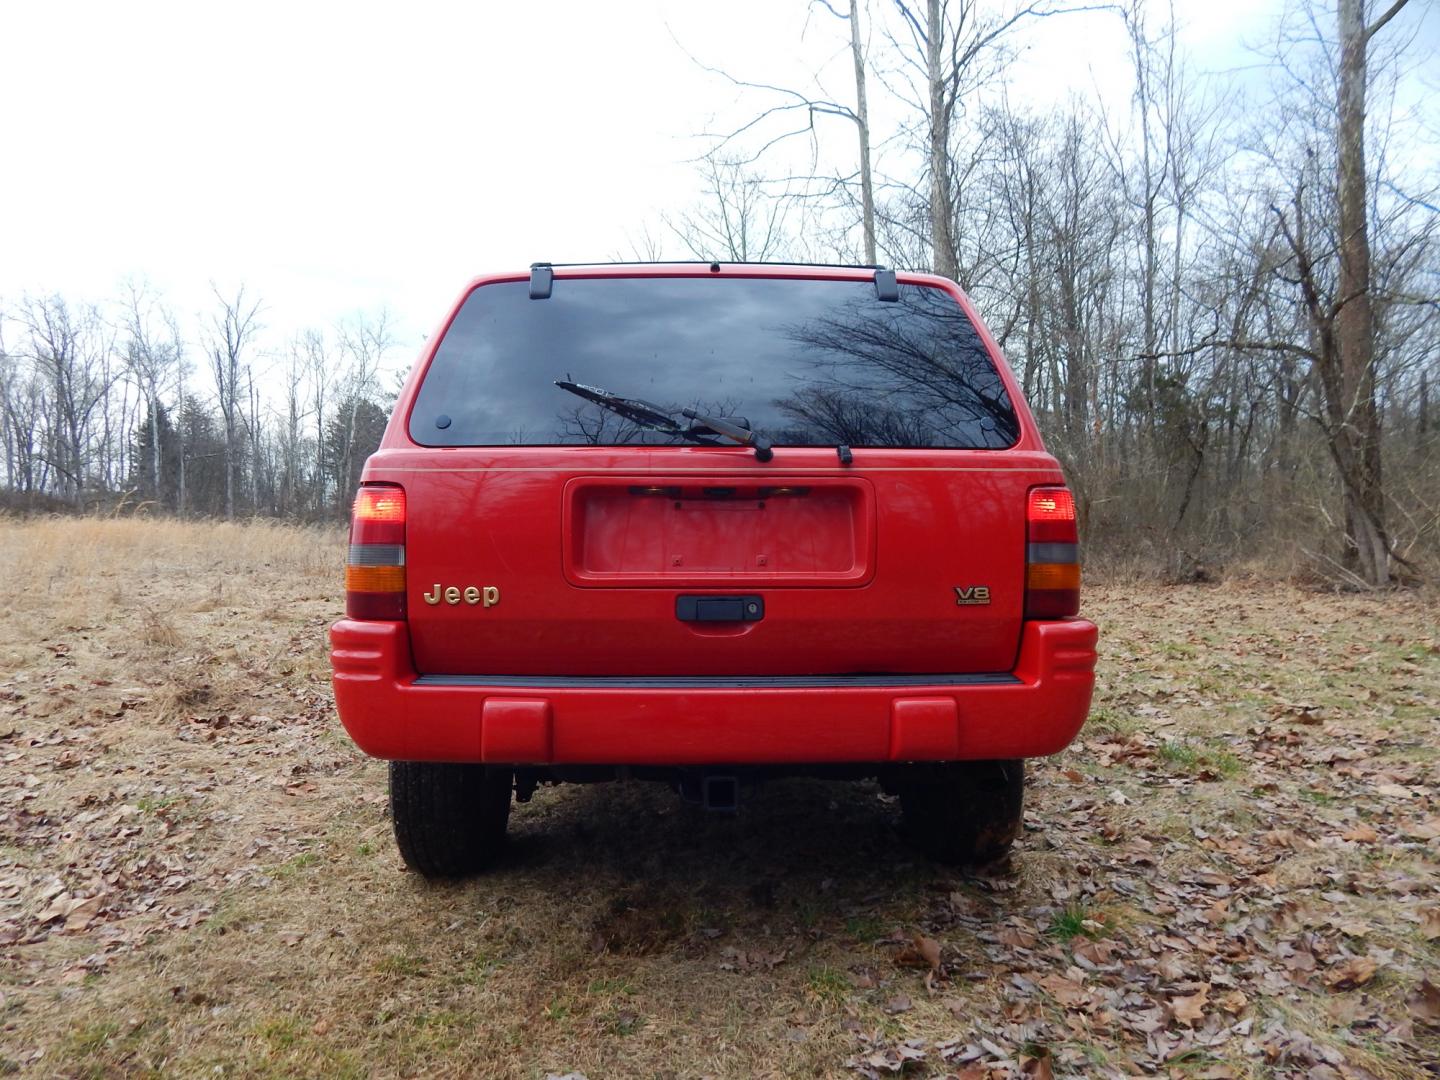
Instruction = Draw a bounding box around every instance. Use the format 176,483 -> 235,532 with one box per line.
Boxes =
1363,0 -> 1410,44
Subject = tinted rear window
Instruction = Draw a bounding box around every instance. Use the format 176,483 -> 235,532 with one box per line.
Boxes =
410,276 -> 1020,449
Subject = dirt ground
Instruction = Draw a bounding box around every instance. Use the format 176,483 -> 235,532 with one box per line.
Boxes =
0,517 -> 1436,1079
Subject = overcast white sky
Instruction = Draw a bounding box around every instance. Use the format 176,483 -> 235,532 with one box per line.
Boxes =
0,0 -> 1429,371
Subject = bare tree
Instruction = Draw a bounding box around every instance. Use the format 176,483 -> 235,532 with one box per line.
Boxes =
120,278 -> 184,504
333,310 -> 395,511
683,1 -> 880,263
820,0 -> 880,262
276,334 -> 313,516
667,153 -> 795,261
0,320 -> 48,495
204,285 -> 262,520
887,0 -> 1094,279
1330,0 -> 1411,583
1253,0 -> 1417,586
301,329 -> 332,511
19,295 -> 117,502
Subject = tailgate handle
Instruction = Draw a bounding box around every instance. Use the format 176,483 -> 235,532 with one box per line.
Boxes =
676,595 -> 764,623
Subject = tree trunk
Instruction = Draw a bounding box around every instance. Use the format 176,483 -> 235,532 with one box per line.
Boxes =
248,375 -> 261,512
150,394 -> 161,500
1420,369 -> 1429,438
224,420 -> 235,521
848,0 -> 877,265
1335,0 -> 1389,586
1127,4 -> 1159,442
926,0 -> 958,280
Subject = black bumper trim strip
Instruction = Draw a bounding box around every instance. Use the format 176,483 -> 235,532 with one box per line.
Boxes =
412,672 -> 1021,690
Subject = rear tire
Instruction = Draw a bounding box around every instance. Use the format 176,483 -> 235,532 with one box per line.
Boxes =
389,762 -> 513,878
896,759 -> 1024,865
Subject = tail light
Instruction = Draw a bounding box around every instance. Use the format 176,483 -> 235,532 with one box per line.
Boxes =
346,484 -> 406,620
1025,486 -> 1079,618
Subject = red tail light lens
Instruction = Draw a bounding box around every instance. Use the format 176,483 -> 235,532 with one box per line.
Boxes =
1026,486 -> 1079,618
347,484 -> 406,620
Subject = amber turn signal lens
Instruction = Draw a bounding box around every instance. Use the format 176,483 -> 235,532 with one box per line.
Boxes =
346,564 -> 406,593
1027,562 -> 1080,591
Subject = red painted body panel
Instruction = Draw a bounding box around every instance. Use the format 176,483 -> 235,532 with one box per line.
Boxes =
330,616 -> 1097,764
382,448 -> 1058,676
332,264 -> 1096,764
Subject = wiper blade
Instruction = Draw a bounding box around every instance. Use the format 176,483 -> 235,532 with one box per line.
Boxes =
554,379 -> 774,461
554,379 -> 686,433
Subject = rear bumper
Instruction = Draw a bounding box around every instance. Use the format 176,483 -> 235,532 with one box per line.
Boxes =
329,618 -> 1097,765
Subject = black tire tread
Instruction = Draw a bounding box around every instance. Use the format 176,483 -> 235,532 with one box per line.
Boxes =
390,762 -> 512,878
897,759 -> 1024,865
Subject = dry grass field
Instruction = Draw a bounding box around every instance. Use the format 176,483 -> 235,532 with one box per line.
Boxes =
0,517 -> 1436,1079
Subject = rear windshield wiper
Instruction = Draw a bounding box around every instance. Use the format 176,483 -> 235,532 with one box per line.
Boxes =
554,379 -> 774,461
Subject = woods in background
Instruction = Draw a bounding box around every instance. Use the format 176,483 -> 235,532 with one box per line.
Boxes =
661,0 -> 1437,584
1,0 -> 1436,584
0,287 -> 395,522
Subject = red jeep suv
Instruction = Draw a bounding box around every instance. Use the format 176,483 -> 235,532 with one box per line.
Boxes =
330,263 -> 1097,877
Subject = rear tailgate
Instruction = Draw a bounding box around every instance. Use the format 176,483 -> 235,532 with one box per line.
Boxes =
383,268 -> 1059,679
386,446 -> 1059,677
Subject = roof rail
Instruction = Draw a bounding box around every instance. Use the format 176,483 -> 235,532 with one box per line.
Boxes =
529,259 -> 889,271
526,260 -> 904,302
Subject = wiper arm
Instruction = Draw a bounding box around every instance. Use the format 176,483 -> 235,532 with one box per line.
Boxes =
680,408 -> 774,462
554,379 -> 773,461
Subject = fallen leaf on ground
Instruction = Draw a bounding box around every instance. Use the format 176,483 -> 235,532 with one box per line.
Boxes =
1408,817 -> 1440,840
914,934 -> 941,972
1157,953 -> 1187,981
63,895 -> 103,931
856,1041 -> 926,1073
1020,1048 -> 1054,1080
1283,949 -> 1318,973
1217,989 -> 1248,1015
1406,978 -> 1440,1025
718,946 -> 788,973
1420,907 -> 1440,942
36,893 -> 104,929
1324,956 -> 1377,990
1038,972 -> 1087,1008
1171,985 -> 1209,1027
1073,938 -> 1119,965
